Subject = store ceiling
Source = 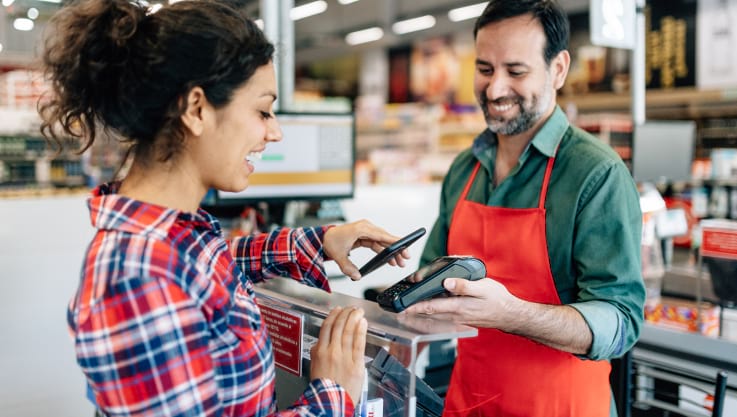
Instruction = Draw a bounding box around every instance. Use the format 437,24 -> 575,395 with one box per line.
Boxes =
246,0 -> 591,65
0,0 -> 590,68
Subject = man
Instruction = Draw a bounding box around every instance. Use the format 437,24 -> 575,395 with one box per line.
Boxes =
404,1 -> 645,416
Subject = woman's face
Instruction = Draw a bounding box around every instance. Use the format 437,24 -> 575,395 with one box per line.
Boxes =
195,63 -> 282,193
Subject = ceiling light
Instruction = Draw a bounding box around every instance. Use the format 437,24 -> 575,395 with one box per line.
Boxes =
290,1 -> 327,21
37,0 -> 61,3
27,7 -> 39,19
392,15 -> 436,35
345,26 -> 384,45
13,18 -> 34,31
2,0 -> 15,6
338,0 -> 360,4
448,2 -> 488,22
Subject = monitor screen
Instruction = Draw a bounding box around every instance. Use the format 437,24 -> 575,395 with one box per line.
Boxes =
631,120 -> 696,183
216,112 -> 355,204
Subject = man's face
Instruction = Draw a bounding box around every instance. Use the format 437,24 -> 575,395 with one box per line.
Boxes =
473,14 -> 569,137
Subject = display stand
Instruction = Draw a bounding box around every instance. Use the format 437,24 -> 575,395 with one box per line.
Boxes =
700,219 -> 737,337
254,279 -> 477,417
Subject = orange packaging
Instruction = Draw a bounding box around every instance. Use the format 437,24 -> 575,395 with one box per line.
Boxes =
644,296 -> 721,337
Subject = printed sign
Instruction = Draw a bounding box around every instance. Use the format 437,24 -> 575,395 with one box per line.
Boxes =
702,227 -> 737,260
257,302 -> 304,376
590,0 -> 636,49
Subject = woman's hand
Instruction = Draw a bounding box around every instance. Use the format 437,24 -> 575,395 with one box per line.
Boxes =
310,307 -> 368,404
323,220 -> 410,280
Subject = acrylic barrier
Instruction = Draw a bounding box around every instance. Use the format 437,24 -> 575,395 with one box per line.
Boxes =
254,279 -> 477,417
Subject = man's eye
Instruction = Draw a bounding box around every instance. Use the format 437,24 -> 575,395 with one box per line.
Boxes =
260,111 -> 273,119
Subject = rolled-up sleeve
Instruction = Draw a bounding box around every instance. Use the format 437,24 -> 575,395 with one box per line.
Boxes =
570,160 -> 646,360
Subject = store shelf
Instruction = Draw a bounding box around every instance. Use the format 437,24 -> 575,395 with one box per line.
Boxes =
559,87 -> 737,119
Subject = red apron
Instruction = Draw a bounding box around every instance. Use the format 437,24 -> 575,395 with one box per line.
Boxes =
443,159 -> 611,417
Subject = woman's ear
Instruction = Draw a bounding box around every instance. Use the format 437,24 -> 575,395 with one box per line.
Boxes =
180,87 -> 207,136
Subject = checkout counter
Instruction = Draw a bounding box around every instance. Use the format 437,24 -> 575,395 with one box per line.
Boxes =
254,279 -> 477,417
631,191 -> 737,414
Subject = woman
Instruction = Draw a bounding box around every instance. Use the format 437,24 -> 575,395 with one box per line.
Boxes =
39,1 -> 406,416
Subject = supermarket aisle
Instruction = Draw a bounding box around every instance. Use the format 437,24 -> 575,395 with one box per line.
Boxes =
0,196 -> 94,417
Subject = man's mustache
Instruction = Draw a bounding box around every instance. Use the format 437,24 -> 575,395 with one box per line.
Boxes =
481,95 -> 521,106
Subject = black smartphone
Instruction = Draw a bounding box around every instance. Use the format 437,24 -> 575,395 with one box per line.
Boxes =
376,255 -> 486,312
358,227 -> 427,277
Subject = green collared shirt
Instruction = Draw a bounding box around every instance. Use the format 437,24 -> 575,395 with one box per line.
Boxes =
421,106 -> 645,361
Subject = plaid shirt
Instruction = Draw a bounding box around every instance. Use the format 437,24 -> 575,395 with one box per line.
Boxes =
68,183 -> 353,417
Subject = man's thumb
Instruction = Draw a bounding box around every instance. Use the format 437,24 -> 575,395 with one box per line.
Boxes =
444,278 -> 462,293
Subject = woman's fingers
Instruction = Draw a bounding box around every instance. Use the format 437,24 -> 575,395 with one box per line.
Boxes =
352,314 -> 368,363
317,306 -> 342,346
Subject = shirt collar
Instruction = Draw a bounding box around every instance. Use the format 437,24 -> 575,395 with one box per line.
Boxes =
529,105 -> 569,157
88,182 -> 222,238
472,105 -> 569,159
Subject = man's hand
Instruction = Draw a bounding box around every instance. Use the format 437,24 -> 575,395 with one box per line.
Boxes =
403,277 -> 593,355
402,277 -> 518,329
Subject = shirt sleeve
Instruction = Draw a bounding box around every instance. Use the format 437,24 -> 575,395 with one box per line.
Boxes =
567,160 -> 646,360
287,379 -> 355,417
79,276 -> 223,416
229,226 -> 332,292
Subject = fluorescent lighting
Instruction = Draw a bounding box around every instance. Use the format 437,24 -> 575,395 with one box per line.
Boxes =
338,0 -> 360,4
448,2 -> 488,22
392,15 -> 436,35
37,0 -> 61,3
290,0 -> 327,21
2,0 -> 15,6
13,18 -> 34,31
345,27 -> 384,45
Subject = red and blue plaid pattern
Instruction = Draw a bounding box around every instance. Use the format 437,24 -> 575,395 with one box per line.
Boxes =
68,183 -> 353,417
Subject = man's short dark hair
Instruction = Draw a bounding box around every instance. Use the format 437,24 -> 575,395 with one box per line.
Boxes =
474,0 -> 569,65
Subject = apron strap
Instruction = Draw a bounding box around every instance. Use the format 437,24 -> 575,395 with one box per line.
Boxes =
460,162 -> 482,202
538,156 -> 556,209
464,153 -> 555,210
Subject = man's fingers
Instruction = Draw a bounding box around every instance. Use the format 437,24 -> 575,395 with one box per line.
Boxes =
405,296 -> 459,315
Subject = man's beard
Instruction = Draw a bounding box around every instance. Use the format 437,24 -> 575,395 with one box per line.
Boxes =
478,75 -> 553,136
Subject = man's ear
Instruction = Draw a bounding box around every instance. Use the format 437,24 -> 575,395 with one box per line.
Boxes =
180,87 -> 207,137
552,50 -> 571,90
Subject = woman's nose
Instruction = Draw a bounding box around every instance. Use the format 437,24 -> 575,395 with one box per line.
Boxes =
266,120 -> 282,142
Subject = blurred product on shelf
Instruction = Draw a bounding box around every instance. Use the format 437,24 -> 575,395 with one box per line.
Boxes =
354,102 -> 485,185
644,296 -> 721,336
0,70 -> 49,109
0,107 -> 127,197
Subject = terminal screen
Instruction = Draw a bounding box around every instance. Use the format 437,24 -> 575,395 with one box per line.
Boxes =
217,112 -> 354,203
631,120 -> 695,184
